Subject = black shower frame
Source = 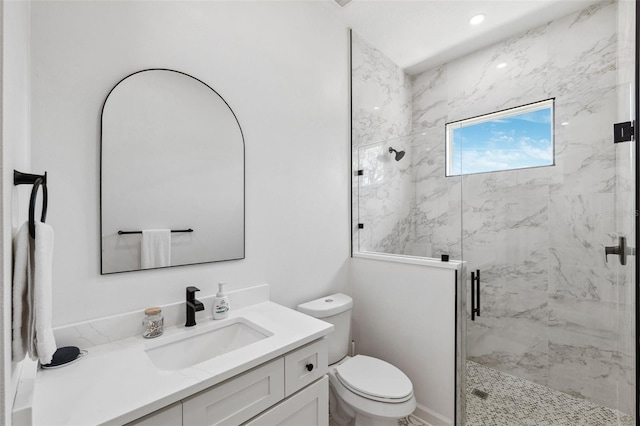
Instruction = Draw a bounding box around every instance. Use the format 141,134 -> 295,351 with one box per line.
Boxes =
635,1 -> 639,422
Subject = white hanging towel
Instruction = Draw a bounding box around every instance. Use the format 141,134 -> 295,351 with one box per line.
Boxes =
141,229 -> 171,269
12,221 -> 57,365
12,223 -> 30,362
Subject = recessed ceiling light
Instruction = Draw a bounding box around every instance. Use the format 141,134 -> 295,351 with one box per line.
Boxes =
497,62 -> 507,69
561,121 -> 569,126
422,133 -> 426,136
373,106 -> 380,110
469,14 -> 486,26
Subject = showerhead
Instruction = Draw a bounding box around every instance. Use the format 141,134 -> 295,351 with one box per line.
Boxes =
389,147 -> 405,161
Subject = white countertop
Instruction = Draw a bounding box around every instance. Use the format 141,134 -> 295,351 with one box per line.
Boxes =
32,301 -> 333,426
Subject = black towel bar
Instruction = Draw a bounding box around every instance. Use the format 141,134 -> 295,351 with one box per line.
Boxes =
14,170 -> 48,239
118,228 -> 194,235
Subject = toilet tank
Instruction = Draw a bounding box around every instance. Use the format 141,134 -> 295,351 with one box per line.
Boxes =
297,293 -> 353,365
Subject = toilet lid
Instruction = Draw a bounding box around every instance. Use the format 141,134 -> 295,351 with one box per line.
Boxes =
335,355 -> 413,401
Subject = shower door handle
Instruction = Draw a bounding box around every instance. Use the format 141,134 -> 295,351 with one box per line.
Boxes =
605,236 -> 635,266
471,270 -> 481,321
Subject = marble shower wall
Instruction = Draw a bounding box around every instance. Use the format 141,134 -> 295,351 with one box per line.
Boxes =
352,0 -> 634,416
351,33 -> 415,253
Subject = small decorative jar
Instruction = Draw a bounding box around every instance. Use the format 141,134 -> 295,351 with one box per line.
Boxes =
142,307 -> 164,338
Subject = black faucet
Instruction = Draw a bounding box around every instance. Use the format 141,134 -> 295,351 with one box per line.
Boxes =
185,286 -> 204,327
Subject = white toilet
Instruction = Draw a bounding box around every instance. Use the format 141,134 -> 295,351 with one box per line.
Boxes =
297,293 -> 416,426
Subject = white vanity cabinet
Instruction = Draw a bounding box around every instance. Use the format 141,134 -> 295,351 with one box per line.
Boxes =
243,376 -> 328,426
128,339 -> 328,426
183,358 -> 285,425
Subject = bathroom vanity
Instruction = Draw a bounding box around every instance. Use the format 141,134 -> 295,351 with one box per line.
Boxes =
19,286 -> 333,426
130,339 -> 329,426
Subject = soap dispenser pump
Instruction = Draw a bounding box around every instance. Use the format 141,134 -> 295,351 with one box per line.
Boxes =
212,282 -> 230,320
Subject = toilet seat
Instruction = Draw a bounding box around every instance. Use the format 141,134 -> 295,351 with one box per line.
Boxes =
335,355 -> 413,403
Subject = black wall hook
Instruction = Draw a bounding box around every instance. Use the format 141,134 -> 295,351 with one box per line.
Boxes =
14,170 -> 47,186
14,170 -> 48,239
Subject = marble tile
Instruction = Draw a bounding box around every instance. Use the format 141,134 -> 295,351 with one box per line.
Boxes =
616,0 -> 636,87
548,294 -> 632,412
411,65 -> 447,131
547,341 -> 621,412
411,127 -> 446,185
351,32 -> 412,147
615,348 -> 636,415
446,23 -> 550,123
467,314 -> 549,386
547,193 -> 619,302
615,268 -> 635,343
547,193 -> 616,246
546,1 -> 617,99
551,87 -> 617,197
356,138 -> 414,253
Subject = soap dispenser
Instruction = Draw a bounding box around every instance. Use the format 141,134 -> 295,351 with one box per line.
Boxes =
212,282 -> 230,320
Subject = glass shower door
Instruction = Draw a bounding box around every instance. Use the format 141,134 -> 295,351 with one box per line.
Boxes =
355,135 -> 415,255
459,1 -> 636,424
460,102 -> 636,425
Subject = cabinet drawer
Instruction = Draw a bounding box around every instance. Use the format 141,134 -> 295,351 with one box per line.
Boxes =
284,339 -> 328,397
126,402 -> 182,426
243,375 -> 329,426
183,358 -> 285,426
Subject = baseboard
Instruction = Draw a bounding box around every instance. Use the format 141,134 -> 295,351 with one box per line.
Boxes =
413,403 -> 453,426
12,358 -> 37,426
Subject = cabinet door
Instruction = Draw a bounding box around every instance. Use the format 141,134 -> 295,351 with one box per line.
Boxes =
183,358 -> 285,426
284,339 -> 328,397
243,376 -> 328,426
126,402 -> 182,426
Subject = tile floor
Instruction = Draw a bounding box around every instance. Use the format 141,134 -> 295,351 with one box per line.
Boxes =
398,415 -> 428,426
465,361 -> 635,426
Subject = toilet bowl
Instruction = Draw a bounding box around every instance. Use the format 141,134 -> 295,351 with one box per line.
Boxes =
297,294 -> 416,426
328,355 -> 416,426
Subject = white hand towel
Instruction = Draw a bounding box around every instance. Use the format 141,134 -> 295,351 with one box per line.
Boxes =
141,229 -> 171,269
12,223 -> 30,362
31,222 -> 56,365
12,221 -> 57,365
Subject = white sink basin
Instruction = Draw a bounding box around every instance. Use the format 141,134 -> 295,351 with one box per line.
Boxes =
145,318 -> 272,370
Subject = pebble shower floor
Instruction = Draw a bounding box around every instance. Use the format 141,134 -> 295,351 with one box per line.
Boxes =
465,361 -> 634,426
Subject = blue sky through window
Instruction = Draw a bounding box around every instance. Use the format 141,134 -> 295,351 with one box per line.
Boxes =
448,103 -> 553,176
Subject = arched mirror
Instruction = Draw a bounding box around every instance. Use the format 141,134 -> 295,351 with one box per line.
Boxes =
100,69 -> 244,274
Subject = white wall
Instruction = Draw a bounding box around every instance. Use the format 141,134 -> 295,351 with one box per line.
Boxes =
28,1 -> 350,326
350,257 -> 457,424
3,1 -> 31,424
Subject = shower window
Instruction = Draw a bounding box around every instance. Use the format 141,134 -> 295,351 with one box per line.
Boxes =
446,99 -> 554,176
